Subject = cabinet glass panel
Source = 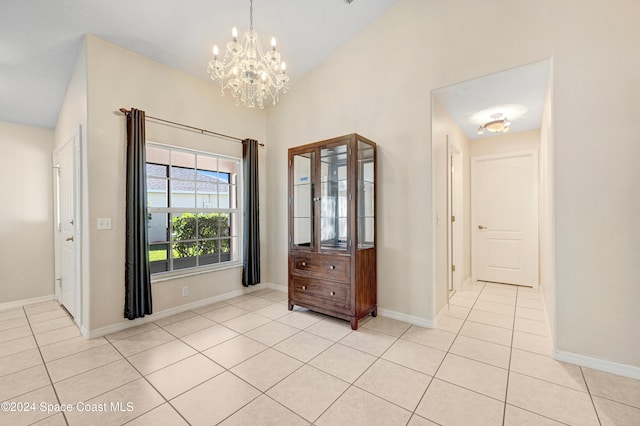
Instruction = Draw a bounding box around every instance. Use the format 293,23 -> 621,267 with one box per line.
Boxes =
320,144 -> 348,250
293,152 -> 314,247
358,140 -> 375,248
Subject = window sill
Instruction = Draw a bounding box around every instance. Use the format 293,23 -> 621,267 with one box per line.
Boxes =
151,262 -> 243,284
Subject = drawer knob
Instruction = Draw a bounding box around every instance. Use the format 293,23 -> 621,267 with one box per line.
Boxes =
329,265 -> 335,270
330,291 -> 336,296
302,285 -> 307,290
301,261 -> 306,267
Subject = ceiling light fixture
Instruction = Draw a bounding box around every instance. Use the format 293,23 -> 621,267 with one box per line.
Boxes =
477,113 -> 511,135
207,0 -> 289,109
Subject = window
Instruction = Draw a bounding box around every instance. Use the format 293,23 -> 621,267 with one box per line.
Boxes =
146,143 -> 241,275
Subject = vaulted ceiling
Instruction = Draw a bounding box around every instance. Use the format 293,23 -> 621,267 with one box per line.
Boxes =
0,0 -> 398,128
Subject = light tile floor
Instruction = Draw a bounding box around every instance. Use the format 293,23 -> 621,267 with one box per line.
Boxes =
1,283 -> 639,425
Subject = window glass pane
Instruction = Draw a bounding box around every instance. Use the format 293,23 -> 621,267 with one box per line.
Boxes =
172,151 -> 195,169
172,242 -> 197,270
149,244 -> 169,274
147,178 -> 168,208
218,184 -> 230,208
219,238 -> 231,259
196,181 -> 218,209
197,155 -> 217,174
147,146 -> 170,167
171,180 -> 196,208
172,213 -> 197,242
217,213 -> 231,237
148,213 -> 169,243
197,213 -> 219,239
146,163 -> 168,178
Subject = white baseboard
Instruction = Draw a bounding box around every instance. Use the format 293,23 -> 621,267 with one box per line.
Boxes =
87,288 -> 249,339
553,349 -> 640,380
265,282 -> 287,293
0,294 -> 55,311
377,308 -> 434,328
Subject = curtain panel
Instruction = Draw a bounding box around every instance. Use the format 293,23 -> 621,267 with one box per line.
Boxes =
124,108 -> 153,319
242,139 -> 261,286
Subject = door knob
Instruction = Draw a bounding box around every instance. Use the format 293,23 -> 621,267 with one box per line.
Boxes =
478,225 -> 487,230
65,236 -> 74,242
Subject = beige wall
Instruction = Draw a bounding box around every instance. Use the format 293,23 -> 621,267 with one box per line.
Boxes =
82,35 -> 267,332
432,97 -> 471,314
55,38 -> 89,328
265,0 -> 640,368
470,130 -> 540,158
0,121 -> 55,304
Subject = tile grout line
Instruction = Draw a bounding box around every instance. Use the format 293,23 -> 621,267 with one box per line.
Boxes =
580,366 -> 603,426
22,304 -> 71,426
501,285 -> 518,426
408,281 -> 486,425
102,332 -> 193,426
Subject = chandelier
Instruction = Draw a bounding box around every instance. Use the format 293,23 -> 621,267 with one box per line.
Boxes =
477,113 -> 511,135
207,0 -> 289,109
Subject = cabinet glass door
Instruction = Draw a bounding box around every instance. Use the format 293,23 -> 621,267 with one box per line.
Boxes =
320,144 -> 348,250
293,152 -> 314,248
358,140 -> 375,248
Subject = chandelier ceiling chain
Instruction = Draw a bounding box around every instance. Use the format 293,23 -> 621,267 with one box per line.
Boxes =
207,0 -> 290,109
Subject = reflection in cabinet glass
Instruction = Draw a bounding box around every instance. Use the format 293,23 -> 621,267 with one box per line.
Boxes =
288,134 -> 377,330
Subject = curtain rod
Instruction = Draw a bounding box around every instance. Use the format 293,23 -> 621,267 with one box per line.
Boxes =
118,108 -> 264,147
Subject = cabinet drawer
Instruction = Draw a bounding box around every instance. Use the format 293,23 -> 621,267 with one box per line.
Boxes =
292,255 -> 350,282
291,277 -> 351,310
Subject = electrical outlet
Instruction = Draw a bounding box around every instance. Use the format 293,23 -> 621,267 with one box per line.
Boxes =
182,286 -> 189,297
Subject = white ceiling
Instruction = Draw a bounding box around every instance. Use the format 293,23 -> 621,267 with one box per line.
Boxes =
433,60 -> 550,140
0,0 -> 398,129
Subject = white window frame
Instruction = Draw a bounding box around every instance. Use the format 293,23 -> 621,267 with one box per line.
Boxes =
146,142 -> 243,280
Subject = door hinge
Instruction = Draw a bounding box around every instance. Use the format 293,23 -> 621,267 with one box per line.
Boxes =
289,235 -> 292,243
289,159 -> 292,167
349,193 -> 353,201
56,277 -> 63,288
451,215 -> 456,223
451,265 -> 456,272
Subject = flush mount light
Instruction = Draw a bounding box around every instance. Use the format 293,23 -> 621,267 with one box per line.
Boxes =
477,113 -> 512,135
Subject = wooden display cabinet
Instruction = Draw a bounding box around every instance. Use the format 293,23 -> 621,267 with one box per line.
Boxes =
288,134 -> 377,330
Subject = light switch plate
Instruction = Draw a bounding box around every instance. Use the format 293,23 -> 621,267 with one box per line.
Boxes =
97,218 -> 112,230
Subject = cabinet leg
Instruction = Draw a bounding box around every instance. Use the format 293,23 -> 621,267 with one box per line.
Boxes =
371,307 -> 377,317
350,318 -> 358,330
288,301 -> 294,311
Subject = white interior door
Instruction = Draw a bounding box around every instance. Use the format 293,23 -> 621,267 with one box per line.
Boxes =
472,151 -> 538,287
55,139 -> 79,318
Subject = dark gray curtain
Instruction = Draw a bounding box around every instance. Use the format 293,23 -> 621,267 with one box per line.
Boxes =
242,139 -> 261,286
124,108 -> 152,319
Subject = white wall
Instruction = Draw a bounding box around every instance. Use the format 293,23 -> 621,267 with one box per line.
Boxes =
81,35 -> 267,332
265,0 -> 640,369
0,121 -> 55,304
